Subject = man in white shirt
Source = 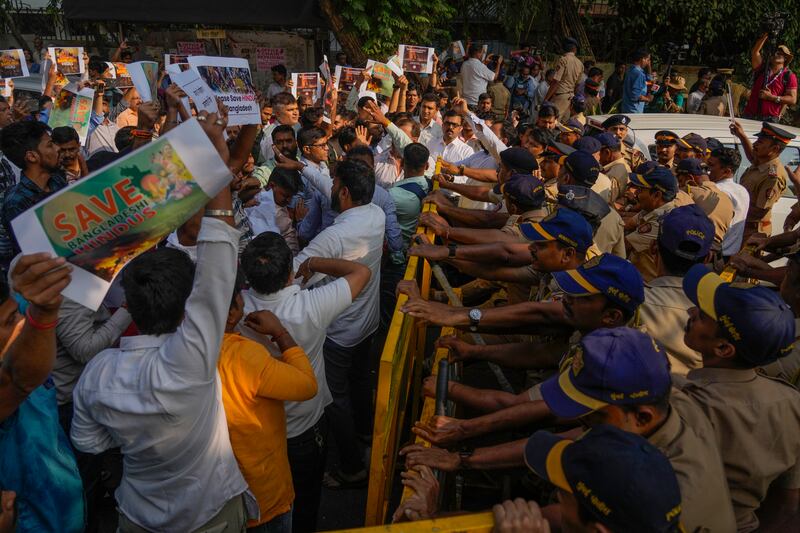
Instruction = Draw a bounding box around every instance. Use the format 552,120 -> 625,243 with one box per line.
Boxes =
708,147 -> 750,257
294,159 -> 385,488
85,95 -> 119,157
259,92 -> 300,164
240,233 -> 370,532
427,110 -> 475,164
459,44 -> 503,107
417,93 -> 443,149
71,143 -> 253,531
245,167 -> 302,253
266,64 -> 288,100
687,79 -> 709,114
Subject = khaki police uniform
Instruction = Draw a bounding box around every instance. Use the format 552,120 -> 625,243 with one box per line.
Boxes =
602,158 -> 631,201
675,367 -> 800,532
650,389 -> 738,532
621,142 -> 645,170
550,52 -> 584,121
638,276 -> 702,375
674,183 -> 734,246
739,157 -> 788,236
626,201 -> 677,282
760,317 -> 800,388
700,95 -> 728,116
590,172 -> 616,204
501,208 -> 549,304
594,209 -> 626,258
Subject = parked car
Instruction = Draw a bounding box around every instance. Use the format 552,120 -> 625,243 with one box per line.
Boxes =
588,113 -> 800,235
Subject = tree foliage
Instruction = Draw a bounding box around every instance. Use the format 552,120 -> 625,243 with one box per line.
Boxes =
334,0 -> 456,59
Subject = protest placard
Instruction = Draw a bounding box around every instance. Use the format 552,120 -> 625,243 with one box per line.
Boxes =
386,55 -> 404,77
334,65 -> 361,92
102,62 -> 133,89
188,56 -> 259,126
364,60 -> 395,98
177,42 -> 205,56
448,41 -> 465,61
165,54 -> 190,67
166,63 -> 217,117
0,80 -> 11,98
480,44 -> 489,61
48,83 -> 94,146
0,49 -> 29,79
256,47 -> 285,72
12,118 -> 233,310
127,61 -> 160,102
319,56 -> 335,124
291,72 -> 322,104
48,47 -> 85,75
398,45 -> 435,74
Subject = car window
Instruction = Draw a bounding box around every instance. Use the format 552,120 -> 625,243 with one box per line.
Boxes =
780,146 -> 800,198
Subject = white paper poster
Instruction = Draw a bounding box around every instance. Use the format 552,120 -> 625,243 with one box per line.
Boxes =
48,46 -> 85,75
0,49 -> 29,79
291,72 -> 322,104
11,119 -> 233,310
126,61 -> 159,102
398,45 -> 435,75
166,63 -> 218,117
187,56 -> 259,126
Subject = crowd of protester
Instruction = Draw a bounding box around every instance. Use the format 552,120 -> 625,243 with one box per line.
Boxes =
0,33 -> 799,533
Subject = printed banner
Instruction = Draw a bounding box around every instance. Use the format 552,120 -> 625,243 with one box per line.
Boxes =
48,83 -> 94,146
42,60 -> 68,94
291,72 -> 321,104
0,49 -> 29,79
365,60 -> 394,98
12,119 -> 233,310
48,47 -> 85,75
177,42 -> 205,56
101,62 -> 133,89
188,56 -> 259,126
398,45 -> 435,74
127,61 -> 159,102
165,54 -> 190,67
256,47 -> 285,72
334,65 -> 360,92
166,63 -> 217,116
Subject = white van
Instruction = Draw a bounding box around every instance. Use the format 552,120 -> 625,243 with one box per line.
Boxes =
588,113 -> 800,235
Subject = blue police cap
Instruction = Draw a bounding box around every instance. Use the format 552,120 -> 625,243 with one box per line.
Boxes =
494,173 -> 545,209
658,204 -> 714,260
520,207 -> 594,253
525,424 -> 683,533
541,328 -> 671,418
676,157 -> 704,176
556,184 -> 610,229
628,166 -> 678,195
500,147 -> 539,173
601,114 -> 630,129
595,132 -> 620,150
683,265 -> 796,365
563,150 -> 602,186
552,254 -> 644,314
573,136 -> 601,154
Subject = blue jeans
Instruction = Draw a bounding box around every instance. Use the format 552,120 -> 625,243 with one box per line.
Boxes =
248,510 -> 292,533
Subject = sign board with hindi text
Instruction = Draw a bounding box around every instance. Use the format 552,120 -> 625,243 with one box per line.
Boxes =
12,119 -> 232,311
196,29 -> 226,40
177,42 -> 205,56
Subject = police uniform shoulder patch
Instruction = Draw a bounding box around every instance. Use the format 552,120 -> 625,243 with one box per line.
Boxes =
637,223 -> 652,234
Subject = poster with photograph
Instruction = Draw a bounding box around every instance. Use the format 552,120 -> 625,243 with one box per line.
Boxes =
319,56 -> 335,124
11,119 -> 233,310
448,41 -> 465,61
102,62 -> 134,89
48,47 -> 85,75
256,47 -> 285,72
291,72 -> 321,104
0,49 -> 28,79
166,63 -> 217,117
177,42 -> 205,56
398,45 -> 435,74
334,65 -> 360,92
127,61 -> 159,102
48,83 -> 94,146
165,54 -> 190,67
41,60 -> 68,94
365,60 -> 394,98
188,56 -> 259,126
0,80 -> 12,98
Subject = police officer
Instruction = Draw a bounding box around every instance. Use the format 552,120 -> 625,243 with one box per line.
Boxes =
730,120 -> 796,240
556,118 -> 583,146
541,142 -> 575,205
638,204 -> 714,374
596,132 -> 630,201
675,132 -> 708,162
674,157 -> 734,247
680,265 -> 800,531
624,165 -> 679,281
654,129 -> 680,171
601,114 -> 645,169
557,184 -> 625,258
558,150 -> 614,205
544,38 -> 585,122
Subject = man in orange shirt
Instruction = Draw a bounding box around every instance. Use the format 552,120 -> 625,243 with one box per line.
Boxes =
218,274 -> 318,532
115,88 -> 141,128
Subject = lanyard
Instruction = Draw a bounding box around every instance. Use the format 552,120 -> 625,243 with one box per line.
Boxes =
764,67 -> 785,89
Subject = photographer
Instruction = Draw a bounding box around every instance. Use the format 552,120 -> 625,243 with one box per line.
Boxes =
743,32 -> 797,122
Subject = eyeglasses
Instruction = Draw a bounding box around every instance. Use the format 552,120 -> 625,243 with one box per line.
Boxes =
443,121 -> 462,128
309,143 -> 328,148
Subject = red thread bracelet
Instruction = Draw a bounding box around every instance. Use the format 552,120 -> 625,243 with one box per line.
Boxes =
25,308 -> 58,330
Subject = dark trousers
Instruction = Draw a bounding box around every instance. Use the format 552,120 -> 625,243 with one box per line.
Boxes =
287,415 -> 328,533
380,261 -> 407,332
323,335 -> 373,474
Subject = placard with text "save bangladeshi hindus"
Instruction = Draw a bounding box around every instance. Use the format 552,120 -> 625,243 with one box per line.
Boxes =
12,118 -> 233,310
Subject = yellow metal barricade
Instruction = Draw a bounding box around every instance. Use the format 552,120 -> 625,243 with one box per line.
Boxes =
335,512 -> 494,532
365,161 -> 443,525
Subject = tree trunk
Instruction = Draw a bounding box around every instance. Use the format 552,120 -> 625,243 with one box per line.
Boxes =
0,2 -> 32,55
318,0 -> 367,67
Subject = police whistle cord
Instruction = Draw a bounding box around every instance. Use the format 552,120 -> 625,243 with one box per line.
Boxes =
429,262 -> 515,394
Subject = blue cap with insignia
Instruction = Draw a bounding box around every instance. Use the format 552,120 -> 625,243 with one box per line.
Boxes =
493,173 -> 546,210
658,204 -> 714,260
556,184 -> 610,229
628,166 -> 678,195
573,136 -> 602,154
596,132 -> 621,151
601,114 -> 631,129
562,150 -> 602,186
520,207 -> 593,252
675,157 -> 704,176
552,254 -> 645,314
682,265 -> 796,365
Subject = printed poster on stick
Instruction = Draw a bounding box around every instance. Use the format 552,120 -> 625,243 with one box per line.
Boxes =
48,83 -> 94,146
48,46 -> 85,75
256,48 -> 285,72
0,49 -> 29,79
177,42 -> 205,56
398,45 -> 435,74
12,119 -> 233,311
291,73 -> 321,104
188,56 -> 259,126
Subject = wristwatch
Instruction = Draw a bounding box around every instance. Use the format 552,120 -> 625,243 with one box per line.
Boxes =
458,446 -> 475,469
775,95 -> 781,104
447,242 -> 458,258
468,308 -> 482,332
